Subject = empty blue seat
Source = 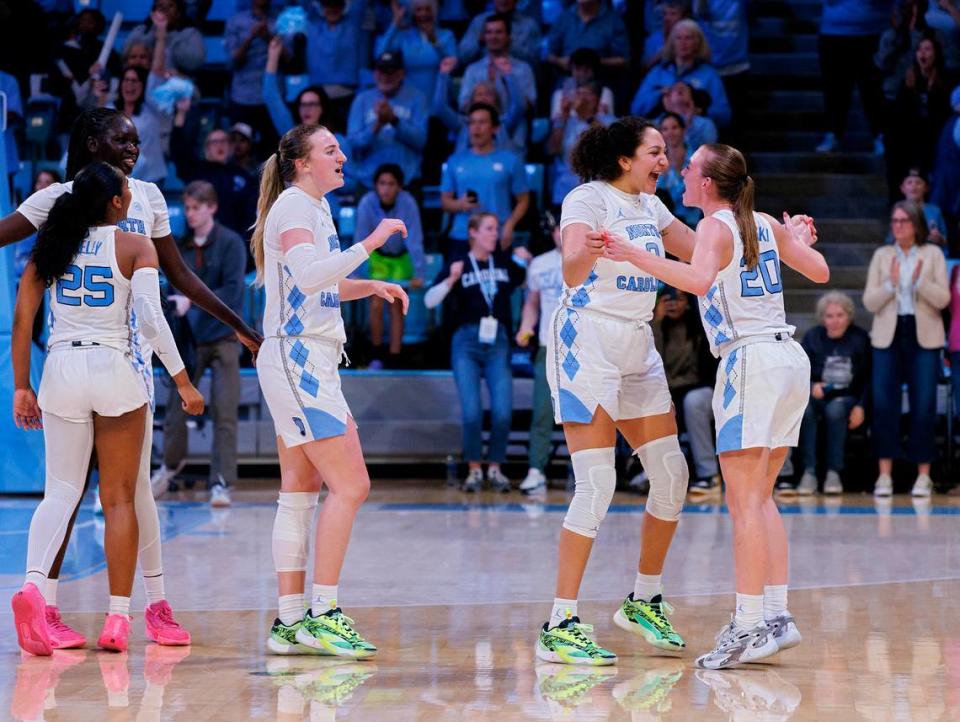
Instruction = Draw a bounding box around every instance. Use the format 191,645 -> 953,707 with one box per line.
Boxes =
338,205 -> 356,242
167,200 -> 185,238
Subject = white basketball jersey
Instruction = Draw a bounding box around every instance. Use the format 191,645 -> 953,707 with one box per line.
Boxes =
699,209 -> 795,357
262,187 -> 346,342
47,226 -> 133,352
558,181 -> 674,323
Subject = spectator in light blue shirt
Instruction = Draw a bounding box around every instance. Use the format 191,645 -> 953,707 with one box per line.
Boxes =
304,0 -> 367,114
374,0 -> 457,105
642,0 -> 688,68
355,163 -> 426,368
441,103 -> 530,255
347,50 -> 428,190
458,13 -> 537,152
458,0 -> 542,67
630,19 -> 732,127
224,0 -> 277,149
546,0 -> 630,73
693,0 -> 749,75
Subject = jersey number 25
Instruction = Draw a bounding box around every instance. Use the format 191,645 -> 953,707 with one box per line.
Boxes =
56,265 -> 115,307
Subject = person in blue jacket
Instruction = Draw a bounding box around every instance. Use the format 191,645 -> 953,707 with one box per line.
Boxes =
630,19 -> 731,127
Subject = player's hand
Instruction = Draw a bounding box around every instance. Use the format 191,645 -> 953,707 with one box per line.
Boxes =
365,219 -> 407,252
811,382 -> 825,400
601,231 -> 636,264
784,212 -> 816,246
584,230 -> 607,257
848,404 -> 865,430
373,281 -> 409,314
178,382 -> 205,416
13,389 -> 42,430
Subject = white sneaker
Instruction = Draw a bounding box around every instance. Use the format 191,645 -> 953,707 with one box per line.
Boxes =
487,467 -> 511,493
150,462 -> 184,498
695,619 -> 779,670
815,132 -> 838,153
822,470 -> 843,495
796,471 -> 817,496
874,473 -> 893,497
911,474 -> 933,498
210,480 -> 232,508
462,468 -> 484,493
519,468 -> 547,496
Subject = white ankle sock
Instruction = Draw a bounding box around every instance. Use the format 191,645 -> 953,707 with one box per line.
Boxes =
109,595 -> 131,616
25,570 -> 46,589
633,572 -> 662,601
734,593 -> 764,629
279,594 -> 305,626
311,584 -> 339,616
764,585 -> 788,621
550,597 -> 577,626
142,569 -> 165,605
45,578 -> 58,607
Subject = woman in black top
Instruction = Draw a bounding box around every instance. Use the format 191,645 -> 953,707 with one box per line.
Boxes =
425,212 -> 525,492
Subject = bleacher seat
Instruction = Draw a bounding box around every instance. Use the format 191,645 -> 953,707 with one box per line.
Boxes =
530,117 -> 550,145
203,37 -> 228,67
338,205 -> 356,243
164,161 -> 184,193
206,0 -> 236,22
167,200 -> 185,238
12,162 -> 32,203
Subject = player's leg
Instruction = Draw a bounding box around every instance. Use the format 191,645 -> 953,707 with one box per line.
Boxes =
12,414 -> 93,656
294,418 -> 377,659
536,408 -> 619,666
267,437 -> 321,655
93,404 -> 148,652
762,447 -> 802,652
613,409 -> 688,652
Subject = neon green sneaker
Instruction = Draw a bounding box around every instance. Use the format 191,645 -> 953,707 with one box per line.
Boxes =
536,663 -> 618,709
267,617 -> 318,655
300,662 -> 376,706
613,593 -> 685,651
612,662 -> 685,713
536,617 -> 618,666
295,608 -> 377,659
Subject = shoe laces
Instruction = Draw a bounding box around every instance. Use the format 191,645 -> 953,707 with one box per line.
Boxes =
326,610 -> 364,644
637,598 -> 675,631
153,604 -> 181,628
47,609 -> 73,634
563,622 -> 600,651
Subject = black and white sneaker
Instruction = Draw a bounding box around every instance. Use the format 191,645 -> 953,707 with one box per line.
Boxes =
688,476 -> 719,498
462,468 -> 484,493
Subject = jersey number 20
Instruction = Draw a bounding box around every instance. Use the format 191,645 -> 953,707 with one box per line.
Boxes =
56,265 -> 115,307
739,250 -> 782,297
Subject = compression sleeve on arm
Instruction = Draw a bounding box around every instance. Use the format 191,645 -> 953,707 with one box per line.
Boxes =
284,242 -> 369,295
131,268 -> 186,377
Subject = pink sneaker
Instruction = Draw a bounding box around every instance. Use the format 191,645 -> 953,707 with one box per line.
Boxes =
144,601 -> 191,646
97,614 -> 131,653
98,653 -> 130,708
46,606 -> 86,649
11,583 -> 53,656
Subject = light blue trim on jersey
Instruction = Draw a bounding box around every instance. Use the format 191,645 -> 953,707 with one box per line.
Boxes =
303,406 -> 348,439
558,389 -> 593,424
717,414 -> 744,453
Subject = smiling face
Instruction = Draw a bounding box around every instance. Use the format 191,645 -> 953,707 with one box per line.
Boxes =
91,115 -> 140,176
120,69 -> 144,106
618,127 -> 668,195
295,128 -> 347,193
469,214 -> 499,253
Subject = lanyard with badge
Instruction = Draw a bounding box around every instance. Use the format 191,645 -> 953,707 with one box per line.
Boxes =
470,253 -> 499,344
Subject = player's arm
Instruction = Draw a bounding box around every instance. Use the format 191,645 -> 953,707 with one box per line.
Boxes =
12,263 -> 44,429
761,212 -> 830,284
603,217 -> 729,296
153,233 -> 263,357
0,211 -> 38,249
561,222 -> 605,287
660,218 -> 697,261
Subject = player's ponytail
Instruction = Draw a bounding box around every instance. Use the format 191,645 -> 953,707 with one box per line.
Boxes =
571,116 -> 656,183
701,143 -> 759,269
32,161 -> 126,285
250,123 -> 325,285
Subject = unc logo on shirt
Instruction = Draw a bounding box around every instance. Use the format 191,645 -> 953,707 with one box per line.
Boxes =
493,162 -> 504,173
132,201 -> 143,212
319,291 -> 340,308
117,218 -> 146,234
617,275 -> 658,292
625,223 -> 660,241
328,233 -> 339,252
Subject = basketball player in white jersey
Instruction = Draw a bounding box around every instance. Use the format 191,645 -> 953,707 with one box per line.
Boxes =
250,123 -> 408,657
0,108 -> 260,648
10,162 -> 203,655
602,143 -> 830,669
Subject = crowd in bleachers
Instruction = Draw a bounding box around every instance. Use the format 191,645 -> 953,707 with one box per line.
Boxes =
4,0 -> 960,495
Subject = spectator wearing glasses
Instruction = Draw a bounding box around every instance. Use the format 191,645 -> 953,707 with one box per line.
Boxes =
863,200 -> 949,497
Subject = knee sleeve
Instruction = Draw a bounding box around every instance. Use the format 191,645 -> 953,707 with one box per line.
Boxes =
272,491 -> 319,572
563,447 -> 616,539
637,435 -> 689,522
